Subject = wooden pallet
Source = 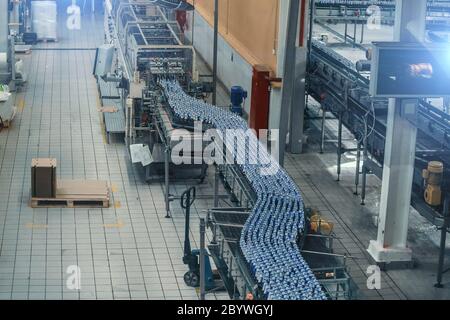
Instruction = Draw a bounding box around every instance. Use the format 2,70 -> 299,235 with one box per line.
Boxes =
31,180 -> 110,208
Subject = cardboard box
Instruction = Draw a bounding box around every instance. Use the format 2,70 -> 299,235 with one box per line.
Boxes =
31,158 -> 57,198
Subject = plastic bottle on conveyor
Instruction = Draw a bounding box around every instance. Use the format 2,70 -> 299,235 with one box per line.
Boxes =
159,79 -> 327,300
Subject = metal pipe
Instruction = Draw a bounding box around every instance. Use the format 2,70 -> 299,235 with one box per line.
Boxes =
212,0 -> 218,105
361,120 -> 368,205
300,250 -> 352,259
360,20 -> 364,43
210,208 -> 251,213
228,256 -> 233,279
192,0 -> 196,46
307,0 -> 315,69
435,196 -> 449,288
344,7 -> 348,44
354,142 -> 361,195
129,89 -> 134,143
200,218 -> 206,300
320,107 -> 326,154
212,222 -> 245,228
171,194 -> 229,201
360,163 -> 367,205
214,165 -> 219,207
337,111 -> 343,181
165,147 -> 171,218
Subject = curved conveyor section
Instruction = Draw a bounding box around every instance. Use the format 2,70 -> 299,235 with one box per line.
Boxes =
160,79 -> 326,300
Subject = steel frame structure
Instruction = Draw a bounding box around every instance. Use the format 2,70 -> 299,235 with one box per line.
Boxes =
309,37 -> 450,223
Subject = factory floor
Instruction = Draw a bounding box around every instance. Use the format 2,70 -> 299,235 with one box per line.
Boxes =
0,9 -> 449,301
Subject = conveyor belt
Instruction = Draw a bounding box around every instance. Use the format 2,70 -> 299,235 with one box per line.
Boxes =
98,78 -> 126,134
314,0 -> 450,10
211,211 -> 249,242
160,79 -> 325,300
103,105 -> 126,134
308,37 -> 450,224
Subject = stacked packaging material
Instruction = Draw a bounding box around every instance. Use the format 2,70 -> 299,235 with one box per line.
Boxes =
0,85 -> 15,125
160,79 -> 326,300
31,1 -> 57,41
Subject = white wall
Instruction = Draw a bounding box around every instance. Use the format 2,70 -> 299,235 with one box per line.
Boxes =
185,11 -> 253,114
185,5 -> 302,130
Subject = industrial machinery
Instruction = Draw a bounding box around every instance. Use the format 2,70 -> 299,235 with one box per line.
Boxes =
206,198 -> 353,300
230,86 -> 247,116
102,0 -> 353,300
100,0 -> 212,204
100,0 -> 360,299
308,36 -> 450,223
423,161 -> 444,207
307,0 -> 450,283
160,79 -> 354,300
314,0 -> 450,46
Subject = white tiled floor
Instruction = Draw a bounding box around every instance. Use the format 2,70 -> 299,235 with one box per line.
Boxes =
0,10 -> 228,300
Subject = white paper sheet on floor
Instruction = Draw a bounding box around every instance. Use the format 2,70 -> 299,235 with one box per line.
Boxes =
130,144 -> 153,167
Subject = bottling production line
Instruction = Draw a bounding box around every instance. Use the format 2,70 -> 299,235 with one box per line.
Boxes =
93,0 -> 450,301
314,0 -> 450,40
96,0 -> 354,300
1,0 -> 450,302
98,0 -> 213,213
94,0 -> 450,301
307,0 -> 450,282
308,2 -> 450,225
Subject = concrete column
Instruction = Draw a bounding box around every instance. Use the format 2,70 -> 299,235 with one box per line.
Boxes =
272,0 -> 309,157
367,0 -> 426,266
268,0 -> 289,131
278,0 -> 301,166
289,0 -> 309,154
